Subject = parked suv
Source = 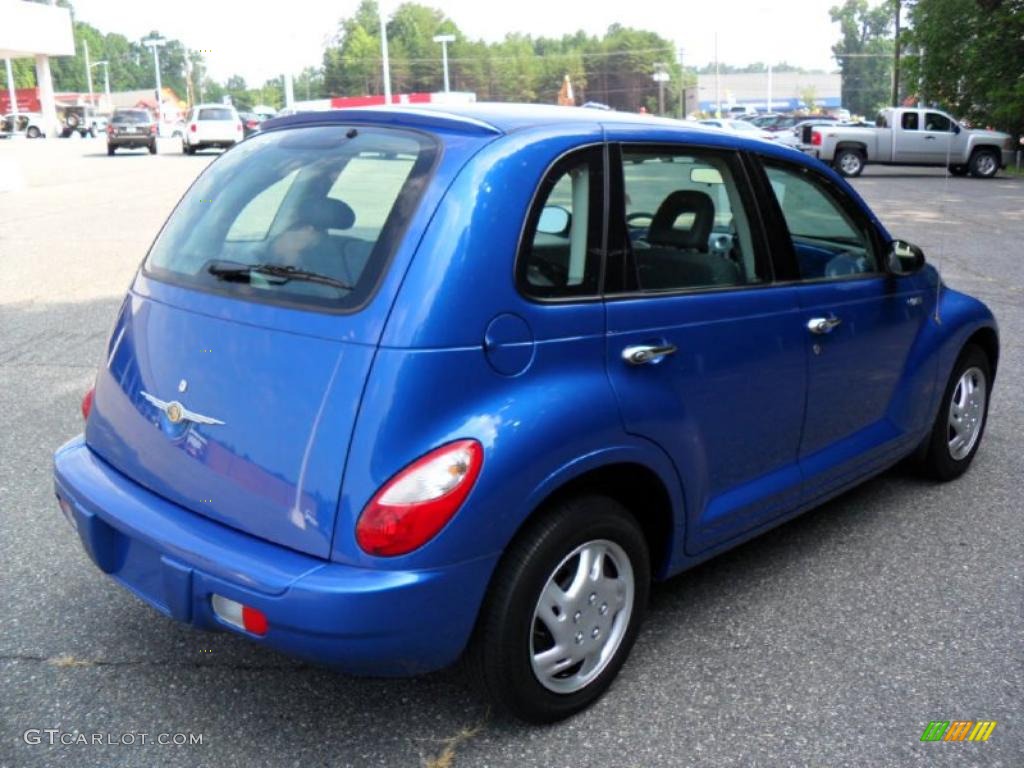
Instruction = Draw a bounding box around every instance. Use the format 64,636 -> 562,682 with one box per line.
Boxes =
106,108 -> 157,155
55,105 -> 998,723
181,104 -> 243,154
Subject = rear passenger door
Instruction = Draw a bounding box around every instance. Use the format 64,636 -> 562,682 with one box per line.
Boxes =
603,142 -> 808,555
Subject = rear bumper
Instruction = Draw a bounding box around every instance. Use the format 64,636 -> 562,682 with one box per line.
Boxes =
108,136 -> 154,147
53,436 -> 496,675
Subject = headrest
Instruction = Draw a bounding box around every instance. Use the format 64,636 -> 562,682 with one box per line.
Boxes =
295,196 -> 355,231
648,190 -> 715,250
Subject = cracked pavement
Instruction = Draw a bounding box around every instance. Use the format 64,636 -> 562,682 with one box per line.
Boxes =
1,141 -> 1021,767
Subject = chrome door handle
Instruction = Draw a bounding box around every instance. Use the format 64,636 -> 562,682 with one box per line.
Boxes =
622,344 -> 678,365
907,296 -> 923,306
807,315 -> 842,334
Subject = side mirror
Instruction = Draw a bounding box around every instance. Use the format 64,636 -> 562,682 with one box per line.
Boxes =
887,239 -> 926,275
952,123 -> 961,134
537,205 -> 571,236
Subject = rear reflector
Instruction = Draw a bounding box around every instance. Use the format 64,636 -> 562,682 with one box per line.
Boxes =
211,595 -> 268,636
81,387 -> 95,421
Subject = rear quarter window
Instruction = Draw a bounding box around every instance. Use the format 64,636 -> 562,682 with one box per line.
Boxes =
145,125 -> 438,312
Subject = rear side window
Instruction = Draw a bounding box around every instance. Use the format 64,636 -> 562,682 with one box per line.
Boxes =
146,125 -> 437,311
618,148 -> 765,292
199,108 -> 235,121
517,146 -> 604,299
901,112 -> 919,130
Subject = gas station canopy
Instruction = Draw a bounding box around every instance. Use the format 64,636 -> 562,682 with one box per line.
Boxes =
0,0 -> 75,59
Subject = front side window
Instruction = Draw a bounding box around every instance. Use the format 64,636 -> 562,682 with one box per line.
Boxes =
146,125 -> 437,311
618,148 -> 764,292
925,112 -> 952,132
763,162 -> 878,280
518,147 -> 604,299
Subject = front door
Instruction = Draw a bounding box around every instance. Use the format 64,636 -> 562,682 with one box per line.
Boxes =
757,158 -> 931,500
603,142 -> 808,555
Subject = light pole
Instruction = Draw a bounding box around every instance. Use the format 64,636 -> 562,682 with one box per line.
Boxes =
83,39 -> 94,105
142,37 -> 166,120
433,34 -> 455,93
378,9 -> 392,103
91,60 -> 111,112
653,63 -> 669,116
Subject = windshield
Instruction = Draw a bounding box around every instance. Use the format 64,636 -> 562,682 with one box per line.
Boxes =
145,124 -> 437,311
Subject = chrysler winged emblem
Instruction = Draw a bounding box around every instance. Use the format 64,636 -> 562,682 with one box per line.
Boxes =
140,391 -> 225,426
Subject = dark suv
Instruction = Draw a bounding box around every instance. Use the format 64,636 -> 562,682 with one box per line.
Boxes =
107,109 -> 157,155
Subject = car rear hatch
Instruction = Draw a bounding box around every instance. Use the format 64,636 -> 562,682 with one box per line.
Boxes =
195,107 -> 239,142
84,122 -> 449,558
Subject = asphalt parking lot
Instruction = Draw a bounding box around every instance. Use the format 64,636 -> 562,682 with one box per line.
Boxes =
1,138 -> 1021,768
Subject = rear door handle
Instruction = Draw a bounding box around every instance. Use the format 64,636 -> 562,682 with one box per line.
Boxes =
806,315 -> 842,334
622,344 -> 678,365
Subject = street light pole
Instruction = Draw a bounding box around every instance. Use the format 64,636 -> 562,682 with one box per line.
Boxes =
433,34 -> 455,93
378,9 -> 392,103
91,60 -> 111,112
142,37 -> 166,119
83,39 -> 94,105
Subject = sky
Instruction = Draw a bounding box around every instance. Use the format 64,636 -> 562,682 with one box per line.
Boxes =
71,0 -> 843,86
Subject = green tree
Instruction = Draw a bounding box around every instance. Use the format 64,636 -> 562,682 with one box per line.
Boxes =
830,0 -> 895,117
905,0 -> 1024,138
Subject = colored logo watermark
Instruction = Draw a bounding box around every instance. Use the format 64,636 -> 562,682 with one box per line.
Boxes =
921,720 -> 997,742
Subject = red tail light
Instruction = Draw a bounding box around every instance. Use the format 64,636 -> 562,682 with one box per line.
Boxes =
811,130 -> 823,146
106,125 -> 113,136
81,386 -> 95,421
150,124 -> 157,135
356,440 -> 483,556
190,123 -> 197,132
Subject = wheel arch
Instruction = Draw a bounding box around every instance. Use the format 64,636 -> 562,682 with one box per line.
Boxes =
966,325 -> 999,384
836,141 -> 868,160
507,449 -> 684,582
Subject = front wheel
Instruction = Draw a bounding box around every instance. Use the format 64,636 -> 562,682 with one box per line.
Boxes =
834,148 -> 865,177
969,149 -> 1000,178
918,344 -> 991,481
470,495 -> 650,722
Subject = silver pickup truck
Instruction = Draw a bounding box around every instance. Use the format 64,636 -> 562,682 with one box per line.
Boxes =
802,107 -> 1014,178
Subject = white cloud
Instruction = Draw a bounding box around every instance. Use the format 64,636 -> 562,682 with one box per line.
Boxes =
71,0 -> 842,86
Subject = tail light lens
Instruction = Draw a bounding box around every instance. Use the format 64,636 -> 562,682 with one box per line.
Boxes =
211,595 -> 269,636
356,440 -> 483,556
106,124 -> 113,136
150,124 -> 157,135
811,130 -> 823,146
189,123 -> 197,132
81,386 -> 95,421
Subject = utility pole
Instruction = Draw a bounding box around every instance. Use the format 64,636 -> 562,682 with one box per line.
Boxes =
653,63 -> 669,116
91,60 -> 111,112
766,62 -> 773,113
714,32 -> 721,117
677,47 -> 685,119
433,34 -> 455,93
891,0 -> 901,107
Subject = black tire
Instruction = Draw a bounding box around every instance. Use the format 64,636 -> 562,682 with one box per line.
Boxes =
148,141 -> 157,155
185,143 -> 196,155
948,164 -> 969,177
918,344 -> 991,481
26,126 -> 41,139
469,494 -> 650,723
107,144 -> 115,156
833,148 -> 865,177
969,149 -> 1000,178
66,113 -> 80,129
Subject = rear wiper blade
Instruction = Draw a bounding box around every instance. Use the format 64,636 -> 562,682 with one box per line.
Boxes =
207,262 -> 353,292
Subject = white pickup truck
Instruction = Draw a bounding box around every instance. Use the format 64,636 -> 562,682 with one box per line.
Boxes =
802,106 -> 1014,178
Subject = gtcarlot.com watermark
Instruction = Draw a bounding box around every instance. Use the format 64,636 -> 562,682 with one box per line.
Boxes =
24,729 -> 204,746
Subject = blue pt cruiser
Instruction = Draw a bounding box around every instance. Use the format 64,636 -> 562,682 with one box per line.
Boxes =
54,104 -> 998,722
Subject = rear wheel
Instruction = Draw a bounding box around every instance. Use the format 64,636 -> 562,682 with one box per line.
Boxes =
918,344 -> 991,480
834,148 -> 865,177
969,149 -> 1000,178
470,495 -> 650,722
26,126 -> 41,139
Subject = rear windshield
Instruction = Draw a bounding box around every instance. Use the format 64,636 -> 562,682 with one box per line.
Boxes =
145,125 -> 437,311
113,111 -> 150,123
199,108 -> 235,121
